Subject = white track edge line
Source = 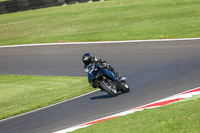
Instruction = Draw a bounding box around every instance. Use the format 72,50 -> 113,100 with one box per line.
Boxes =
0,89 -> 99,122
1,38 -> 200,48
53,86 -> 200,133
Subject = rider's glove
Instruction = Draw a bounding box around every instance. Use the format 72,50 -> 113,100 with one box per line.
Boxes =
84,69 -> 88,73
102,63 -> 107,68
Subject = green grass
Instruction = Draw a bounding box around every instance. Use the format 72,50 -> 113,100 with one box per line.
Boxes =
73,98 -> 200,133
0,0 -> 199,46
0,75 -> 94,120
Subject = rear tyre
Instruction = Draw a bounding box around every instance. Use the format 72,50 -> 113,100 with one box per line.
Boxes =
100,79 -> 118,97
121,82 -> 130,93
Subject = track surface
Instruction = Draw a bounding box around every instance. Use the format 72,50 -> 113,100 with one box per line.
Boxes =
0,39 -> 200,133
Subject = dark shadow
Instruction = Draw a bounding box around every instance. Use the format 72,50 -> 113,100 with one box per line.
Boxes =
90,92 -> 123,100
90,94 -> 111,100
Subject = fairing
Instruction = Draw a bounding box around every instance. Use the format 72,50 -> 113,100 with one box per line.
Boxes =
86,63 -> 117,82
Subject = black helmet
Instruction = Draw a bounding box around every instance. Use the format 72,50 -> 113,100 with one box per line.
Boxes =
82,53 -> 92,65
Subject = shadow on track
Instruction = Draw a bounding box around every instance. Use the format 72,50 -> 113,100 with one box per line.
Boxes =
90,92 -> 123,100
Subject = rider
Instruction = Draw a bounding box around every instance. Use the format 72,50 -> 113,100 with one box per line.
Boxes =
82,52 -> 122,79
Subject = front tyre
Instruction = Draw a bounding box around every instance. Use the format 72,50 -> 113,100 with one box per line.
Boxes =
100,79 -> 118,97
121,82 -> 130,93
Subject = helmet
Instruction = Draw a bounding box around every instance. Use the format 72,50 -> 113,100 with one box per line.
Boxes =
82,53 -> 92,65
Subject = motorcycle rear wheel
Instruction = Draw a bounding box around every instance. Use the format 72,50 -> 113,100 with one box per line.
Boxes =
100,79 -> 118,97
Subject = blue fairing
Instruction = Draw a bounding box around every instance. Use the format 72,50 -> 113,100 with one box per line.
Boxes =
102,68 -> 117,81
86,63 -> 117,82
87,64 -> 102,81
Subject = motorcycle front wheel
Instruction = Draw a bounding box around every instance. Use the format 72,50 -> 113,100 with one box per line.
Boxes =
121,82 -> 130,93
100,79 -> 118,97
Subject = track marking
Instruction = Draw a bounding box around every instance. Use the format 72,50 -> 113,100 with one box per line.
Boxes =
53,87 -> 200,133
0,38 -> 200,48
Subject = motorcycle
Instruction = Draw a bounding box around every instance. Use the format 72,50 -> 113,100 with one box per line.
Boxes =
85,62 -> 130,97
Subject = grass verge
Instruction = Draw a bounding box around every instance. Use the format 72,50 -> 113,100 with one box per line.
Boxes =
0,75 -> 94,120
73,97 -> 200,133
0,0 -> 200,46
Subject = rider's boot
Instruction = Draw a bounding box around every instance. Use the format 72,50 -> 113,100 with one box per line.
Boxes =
107,64 -> 126,81
114,72 -> 123,79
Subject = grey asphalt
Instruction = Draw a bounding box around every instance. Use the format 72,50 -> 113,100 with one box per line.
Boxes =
0,39 -> 200,133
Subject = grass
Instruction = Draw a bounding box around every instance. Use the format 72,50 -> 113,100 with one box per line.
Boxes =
73,97 -> 200,133
0,75 -> 94,120
0,0 -> 199,46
